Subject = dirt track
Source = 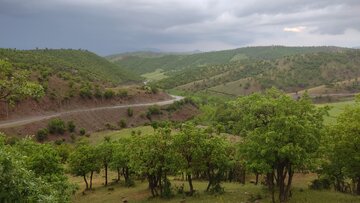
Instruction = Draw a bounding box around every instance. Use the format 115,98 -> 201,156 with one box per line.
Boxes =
0,95 -> 183,129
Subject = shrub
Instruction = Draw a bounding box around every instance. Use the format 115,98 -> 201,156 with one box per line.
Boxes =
54,139 -> 64,145
67,121 -> 76,133
79,86 -> 92,99
104,89 -> 115,99
70,134 -> 76,142
48,119 -> 66,134
150,85 -> 159,94
79,128 -> 86,136
119,119 -> 127,128
36,128 -> 49,141
118,89 -> 128,98
94,87 -> 103,99
147,105 -> 161,115
309,178 -> 332,190
127,107 -> 133,117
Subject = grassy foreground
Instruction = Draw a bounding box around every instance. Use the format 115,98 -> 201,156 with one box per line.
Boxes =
70,172 -> 360,203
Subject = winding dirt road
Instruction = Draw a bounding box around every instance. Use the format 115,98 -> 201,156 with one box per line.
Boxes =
0,95 -> 184,129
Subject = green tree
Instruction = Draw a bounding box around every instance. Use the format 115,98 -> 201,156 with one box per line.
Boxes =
97,138 -> 114,187
203,135 -> 230,193
173,123 -> 207,196
321,100 -> 360,195
129,128 -> 177,197
0,134 -> 74,202
111,138 -> 133,186
68,143 -> 101,190
235,89 -> 326,202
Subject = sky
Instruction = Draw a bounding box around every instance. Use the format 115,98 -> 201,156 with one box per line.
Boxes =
1,0 -> 360,55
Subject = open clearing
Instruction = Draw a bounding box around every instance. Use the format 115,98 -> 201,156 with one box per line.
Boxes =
317,100 -> 356,124
141,69 -> 168,81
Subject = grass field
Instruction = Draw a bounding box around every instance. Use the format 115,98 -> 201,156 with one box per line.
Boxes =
317,100 -> 356,124
141,69 -> 168,81
71,172 -> 360,203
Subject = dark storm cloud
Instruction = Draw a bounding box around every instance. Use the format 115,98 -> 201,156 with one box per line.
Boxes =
0,0 -> 359,55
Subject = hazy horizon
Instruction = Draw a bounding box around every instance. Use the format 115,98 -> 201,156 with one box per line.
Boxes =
1,0 -> 359,55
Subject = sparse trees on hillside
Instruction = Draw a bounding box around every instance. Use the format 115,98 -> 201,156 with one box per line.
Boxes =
0,60 -> 44,116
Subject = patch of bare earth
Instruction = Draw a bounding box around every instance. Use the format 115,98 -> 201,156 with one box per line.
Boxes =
1,103 -> 198,139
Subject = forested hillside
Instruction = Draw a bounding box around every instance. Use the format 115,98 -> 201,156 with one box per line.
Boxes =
110,46 -> 348,75
0,49 -> 146,118
0,48 -> 140,83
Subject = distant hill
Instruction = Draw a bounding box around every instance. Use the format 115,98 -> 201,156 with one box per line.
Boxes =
155,49 -> 360,96
109,46 -> 350,75
0,48 -> 140,83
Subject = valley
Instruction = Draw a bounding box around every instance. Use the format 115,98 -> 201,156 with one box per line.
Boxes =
1,46 -> 360,203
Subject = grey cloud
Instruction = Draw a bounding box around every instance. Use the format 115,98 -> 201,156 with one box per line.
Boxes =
0,0 -> 359,55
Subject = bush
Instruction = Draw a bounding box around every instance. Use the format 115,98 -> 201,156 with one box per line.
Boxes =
54,139 -> 65,145
147,105 -> 161,115
127,107 -> 133,117
309,178 -> 332,190
79,128 -> 86,136
48,119 -> 66,134
79,86 -> 92,99
104,89 -> 115,99
94,87 -> 103,99
119,119 -> 127,128
36,128 -> 49,141
118,89 -> 128,98
67,121 -> 76,133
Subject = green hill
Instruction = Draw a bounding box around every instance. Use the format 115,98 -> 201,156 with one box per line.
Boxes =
109,46 -> 349,75
0,48 -> 140,83
156,50 -> 360,95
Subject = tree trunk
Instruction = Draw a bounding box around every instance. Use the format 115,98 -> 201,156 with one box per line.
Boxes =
267,172 -> 275,203
187,174 -> 194,196
357,176 -> 360,195
206,167 -> 212,192
104,164 -> 108,186
117,167 -> 121,182
255,172 -> 259,185
83,174 -> 89,190
284,167 -> 294,199
90,171 -> 94,189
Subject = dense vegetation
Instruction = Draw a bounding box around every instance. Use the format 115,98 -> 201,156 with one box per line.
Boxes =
0,134 -> 75,202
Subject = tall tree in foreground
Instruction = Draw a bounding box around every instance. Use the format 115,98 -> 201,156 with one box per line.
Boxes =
235,88 -> 326,202
0,134 -> 74,202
